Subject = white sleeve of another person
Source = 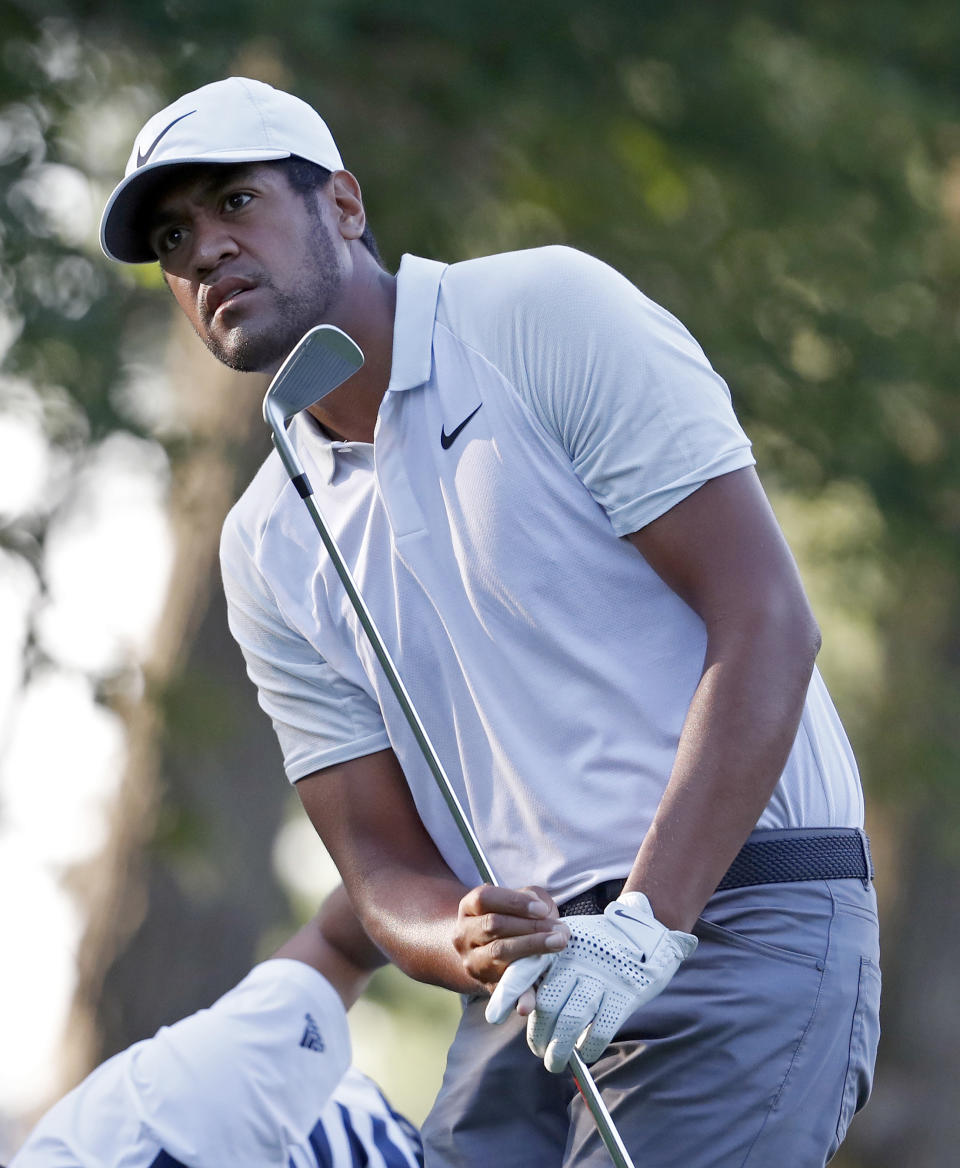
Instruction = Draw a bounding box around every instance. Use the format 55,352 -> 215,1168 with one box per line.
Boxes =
9,959 -> 353,1168
131,958 -> 352,1167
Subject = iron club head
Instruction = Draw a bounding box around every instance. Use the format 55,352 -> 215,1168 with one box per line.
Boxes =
262,324 -> 364,431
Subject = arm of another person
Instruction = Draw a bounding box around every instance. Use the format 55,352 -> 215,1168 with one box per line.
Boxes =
271,883 -> 388,1009
295,747 -> 567,995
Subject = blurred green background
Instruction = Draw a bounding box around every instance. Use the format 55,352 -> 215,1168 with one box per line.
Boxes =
0,1 -> 958,1164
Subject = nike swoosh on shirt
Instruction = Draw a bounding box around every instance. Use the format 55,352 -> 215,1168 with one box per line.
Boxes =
440,403 -> 482,449
136,110 -> 197,167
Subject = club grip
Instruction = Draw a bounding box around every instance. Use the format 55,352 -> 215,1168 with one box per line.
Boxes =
291,472 -> 313,498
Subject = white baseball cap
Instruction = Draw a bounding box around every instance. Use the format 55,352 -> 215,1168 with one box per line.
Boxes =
100,77 -> 344,264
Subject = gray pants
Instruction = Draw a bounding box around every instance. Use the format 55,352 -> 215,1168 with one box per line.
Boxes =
422,878 -> 880,1168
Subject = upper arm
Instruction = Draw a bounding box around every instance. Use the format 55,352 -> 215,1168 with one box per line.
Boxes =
296,749 -> 464,933
220,511 -> 391,780
297,748 -> 452,883
528,253 -> 754,535
626,467 -> 819,650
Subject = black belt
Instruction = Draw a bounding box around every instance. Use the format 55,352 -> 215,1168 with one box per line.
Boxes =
558,828 -> 874,917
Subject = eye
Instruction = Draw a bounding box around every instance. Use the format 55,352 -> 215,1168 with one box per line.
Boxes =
152,224 -> 187,257
223,190 -> 254,212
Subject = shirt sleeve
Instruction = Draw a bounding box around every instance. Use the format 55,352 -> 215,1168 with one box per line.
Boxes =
220,501 -> 391,782
9,963 -> 353,1168
450,246 -> 755,535
132,960 -> 353,1167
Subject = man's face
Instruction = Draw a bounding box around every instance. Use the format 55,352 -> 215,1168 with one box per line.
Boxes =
147,163 -> 344,374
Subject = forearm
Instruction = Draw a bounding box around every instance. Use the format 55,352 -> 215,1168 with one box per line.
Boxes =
296,749 -> 484,996
623,468 -> 824,932
626,606 -> 820,932
348,863 -> 482,994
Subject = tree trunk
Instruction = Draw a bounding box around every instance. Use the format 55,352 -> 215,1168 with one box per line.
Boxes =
61,317 -> 292,1088
840,557 -> 960,1168
841,803 -> 960,1168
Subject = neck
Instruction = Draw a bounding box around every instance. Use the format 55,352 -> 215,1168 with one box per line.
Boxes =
307,258 -> 397,443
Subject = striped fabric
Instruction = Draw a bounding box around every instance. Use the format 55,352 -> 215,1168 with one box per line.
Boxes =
9,966 -> 421,1168
147,1072 -> 423,1168
293,1070 -> 424,1168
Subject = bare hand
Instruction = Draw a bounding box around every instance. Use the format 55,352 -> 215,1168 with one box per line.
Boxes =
454,885 -> 570,1012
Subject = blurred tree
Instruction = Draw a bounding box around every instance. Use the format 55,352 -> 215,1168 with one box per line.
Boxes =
60,320 -> 289,1090
1,0 -> 958,1156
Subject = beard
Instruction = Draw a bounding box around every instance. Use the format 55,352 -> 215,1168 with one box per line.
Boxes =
202,214 -> 343,374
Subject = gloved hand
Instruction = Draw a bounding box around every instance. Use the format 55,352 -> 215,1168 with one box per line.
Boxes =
487,891 -> 697,1073
485,951 -> 555,1024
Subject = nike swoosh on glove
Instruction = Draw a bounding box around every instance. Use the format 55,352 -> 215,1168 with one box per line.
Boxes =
526,891 -> 698,1073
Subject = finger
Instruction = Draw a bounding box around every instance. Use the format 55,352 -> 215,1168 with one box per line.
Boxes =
459,906 -> 570,954
489,926 -> 569,962
462,924 -> 568,985
575,989 -> 625,1065
485,953 -> 554,1024
460,884 -> 554,921
543,980 -> 604,1074
477,914 -> 569,943
521,885 -> 561,920
458,915 -> 568,967
515,987 -> 536,1016
526,968 -> 577,1057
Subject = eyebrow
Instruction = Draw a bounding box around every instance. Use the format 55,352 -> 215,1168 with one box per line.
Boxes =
148,164 -> 263,230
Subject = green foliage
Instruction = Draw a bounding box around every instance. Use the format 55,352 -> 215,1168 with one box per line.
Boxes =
158,668 -> 243,750
4,3 -> 958,530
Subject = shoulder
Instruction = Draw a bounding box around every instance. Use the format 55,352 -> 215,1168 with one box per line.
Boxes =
220,445 -> 289,563
435,245 -> 664,362
433,246 -> 650,391
189,959 -> 351,1067
439,245 -> 628,314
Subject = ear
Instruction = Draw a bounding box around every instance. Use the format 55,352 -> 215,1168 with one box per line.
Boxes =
330,170 -> 366,243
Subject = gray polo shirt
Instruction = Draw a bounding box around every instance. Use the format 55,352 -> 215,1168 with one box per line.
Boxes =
221,245 -> 863,898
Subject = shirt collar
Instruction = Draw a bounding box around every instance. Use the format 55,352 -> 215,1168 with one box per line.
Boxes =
386,253 -> 447,393
290,411 -> 335,484
290,253 -> 446,485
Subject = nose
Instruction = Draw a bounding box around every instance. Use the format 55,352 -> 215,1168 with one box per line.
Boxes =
192,212 -> 240,278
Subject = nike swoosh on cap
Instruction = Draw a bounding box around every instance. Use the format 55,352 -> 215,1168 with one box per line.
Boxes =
440,403 -> 482,449
136,110 -> 197,168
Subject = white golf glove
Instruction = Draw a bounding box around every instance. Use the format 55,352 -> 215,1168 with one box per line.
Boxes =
485,891 -> 697,1073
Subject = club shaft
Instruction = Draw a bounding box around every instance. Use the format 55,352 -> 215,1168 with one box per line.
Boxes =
299,494 -> 495,881
278,436 -> 635,1168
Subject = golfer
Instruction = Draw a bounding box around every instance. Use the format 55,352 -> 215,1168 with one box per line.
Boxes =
99,77 -> 881,1167
9,887 -> 423,1167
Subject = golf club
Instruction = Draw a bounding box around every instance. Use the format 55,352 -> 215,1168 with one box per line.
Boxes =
263,324 -> 637,1168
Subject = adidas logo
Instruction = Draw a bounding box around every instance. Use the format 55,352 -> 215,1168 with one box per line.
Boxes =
299,1012 -> 325,1052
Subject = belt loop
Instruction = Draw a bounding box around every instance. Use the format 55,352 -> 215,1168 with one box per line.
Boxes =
857,829 -> 874,888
